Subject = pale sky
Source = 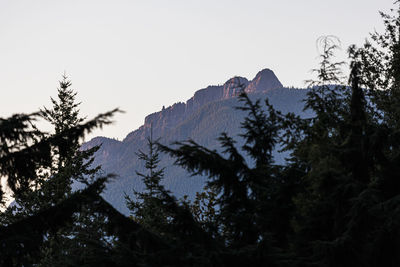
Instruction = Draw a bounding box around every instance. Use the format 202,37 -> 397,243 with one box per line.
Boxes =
0,0 -> 396,140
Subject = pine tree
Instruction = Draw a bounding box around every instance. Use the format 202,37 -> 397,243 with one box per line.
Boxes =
159,90 -> 296,266
0,108 -> 119,266
37,75 -> 111,266
0,75 -> 120,266
346,6 -> 400,266
125,132 -> 171,234
38,75 -> 100,205
286,7 -> 400,264
42,74 -> 84,166
126,132 -> 224,266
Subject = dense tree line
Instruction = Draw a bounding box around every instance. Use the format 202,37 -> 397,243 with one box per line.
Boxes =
1,4 -> 400,266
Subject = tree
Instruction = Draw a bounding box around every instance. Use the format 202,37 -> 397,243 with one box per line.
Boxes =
285,7 -> 400,265
284,36 -> 371,266
0,108 -> 119,266
159,90 -> 296,266
37,75 -> 109,266
126,133 -> 222,266
0,75 -> 126,266
41,74 -> 84,167
125,132 -> 171,234
156,5 -> 400,266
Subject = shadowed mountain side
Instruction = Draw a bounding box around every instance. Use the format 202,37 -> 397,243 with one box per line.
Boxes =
83,70 -> 311,214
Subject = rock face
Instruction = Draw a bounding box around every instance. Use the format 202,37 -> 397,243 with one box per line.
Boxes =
222,76 -> 249,98
134,68 -> 281,136
83,68 -> 310,214
245,69 -> 283,93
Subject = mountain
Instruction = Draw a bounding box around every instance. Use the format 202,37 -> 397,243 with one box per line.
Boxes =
83,68 -> 311,214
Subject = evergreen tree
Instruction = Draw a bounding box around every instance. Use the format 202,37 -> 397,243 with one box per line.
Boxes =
159,90 -> 296,266
37,75 -> 113,266
285,7 -> 400,265
126,134 -> 222,266
38,75 -> 100,206
41,74 -> 84,167
126,132 -> 170,234
0,108 -> 119,266
0,75 -> 123,266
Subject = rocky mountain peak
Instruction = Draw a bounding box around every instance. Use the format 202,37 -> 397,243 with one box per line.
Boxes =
245,68 -> 283,93
223,76 -> 249,98
140,68 -> 282,135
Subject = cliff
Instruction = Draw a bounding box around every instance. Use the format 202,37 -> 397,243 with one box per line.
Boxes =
123,68 -> 281,142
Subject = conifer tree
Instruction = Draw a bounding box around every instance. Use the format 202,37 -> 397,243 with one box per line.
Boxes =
125,134 -> 220,266
0,75 -> 120,266
37,75 -> 111,266
38,75 -> 100,205
126,132 -> 171,234
285,7 -> 400,264
159,90 -> 295,266
0,108 -> 119,266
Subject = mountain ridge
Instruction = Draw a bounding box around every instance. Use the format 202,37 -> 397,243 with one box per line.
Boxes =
83,68 -> 310,214
120,68 -> 282,143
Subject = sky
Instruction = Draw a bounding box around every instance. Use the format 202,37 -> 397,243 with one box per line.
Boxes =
0,0 -> 397,140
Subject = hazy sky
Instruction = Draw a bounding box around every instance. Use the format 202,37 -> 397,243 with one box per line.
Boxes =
0,0 -> 396,140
